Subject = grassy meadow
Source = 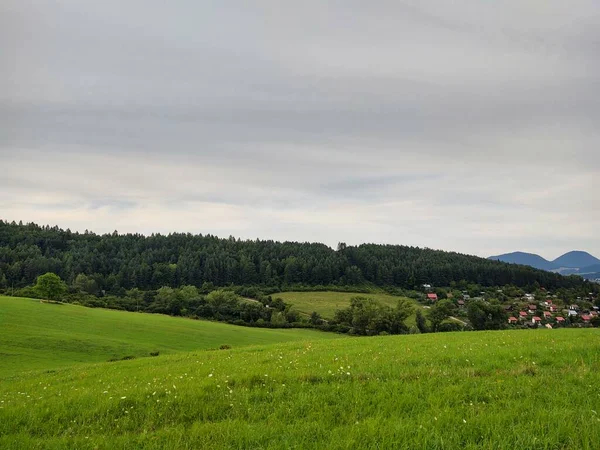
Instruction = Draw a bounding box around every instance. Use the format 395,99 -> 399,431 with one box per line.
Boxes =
2,295 -> 600,449
2,324 -> 599,449
0,296 -> 341,378
274,291 -> 420,318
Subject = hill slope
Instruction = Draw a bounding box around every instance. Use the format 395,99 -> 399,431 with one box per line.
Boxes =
488,251 -> 556,270
274,291 -> 424,327
1,329 -> 598,449
552,251 -> 600,269
0,296 -> 340,377
0,220 -> 589,292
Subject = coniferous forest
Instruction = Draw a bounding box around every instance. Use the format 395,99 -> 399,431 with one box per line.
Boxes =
0,220 -> 591,293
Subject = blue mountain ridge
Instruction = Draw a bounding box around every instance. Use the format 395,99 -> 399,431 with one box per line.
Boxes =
488,251 -> 600,279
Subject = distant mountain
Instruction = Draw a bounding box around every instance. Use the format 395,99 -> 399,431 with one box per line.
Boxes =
579,264 -> 600,275
488,250 -> 600,280
552,251 -> 600,269
488,251 -> 556,271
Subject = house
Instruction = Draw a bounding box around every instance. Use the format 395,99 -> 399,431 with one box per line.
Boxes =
568,309 -> 578,317
519,311 -> 528,320
528,304 -> 537,314
544,300 -> 553,307
569,304 -> 580,311
508,317 -> 518,324
549,305 -> 558,313
427,293 -> 438,302
503,305 -> 513,312
532,316 -> 542,325
543,311 -> 552,319
555,316 -> 565,324
581,314 -> 592,323
457,300 -> 465,308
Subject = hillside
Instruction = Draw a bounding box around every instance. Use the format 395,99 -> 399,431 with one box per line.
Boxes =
0,220 -> 589,293
0,296 -> 340,378
274,291 -> 417,319
1,329 -> 598,449
553,251 -> 600,269
489,250 -> 600,280
488,251 -> 556,271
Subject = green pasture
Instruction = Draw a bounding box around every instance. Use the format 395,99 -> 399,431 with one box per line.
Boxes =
0,296 -> 341,378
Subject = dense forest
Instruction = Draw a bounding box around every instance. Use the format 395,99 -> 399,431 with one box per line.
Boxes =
0,220 -> 592,293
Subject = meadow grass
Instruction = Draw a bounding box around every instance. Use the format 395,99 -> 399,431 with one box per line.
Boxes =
0,296 -> 341,378
274,290 -> 422,325
1,327 -> 598,449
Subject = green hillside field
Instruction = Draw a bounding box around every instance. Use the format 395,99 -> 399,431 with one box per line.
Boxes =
0,296 -> 341,378
1,327 -> 599,449
274,290 -> 424,325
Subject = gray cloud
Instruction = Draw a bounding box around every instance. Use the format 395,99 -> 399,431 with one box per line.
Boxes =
1,0 -> 599,258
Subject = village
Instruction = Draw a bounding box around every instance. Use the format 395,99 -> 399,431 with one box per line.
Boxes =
422,285 -> 599,329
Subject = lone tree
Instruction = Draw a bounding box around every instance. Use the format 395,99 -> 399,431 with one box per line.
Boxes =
34,272 -> 67,301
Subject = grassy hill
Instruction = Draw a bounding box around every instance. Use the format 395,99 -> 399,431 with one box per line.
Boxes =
1,328 -> 598,449
274,290 -> 424,326
0,296 -> 341,378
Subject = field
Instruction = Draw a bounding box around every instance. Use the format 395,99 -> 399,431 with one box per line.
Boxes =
2,325 -> 600,449
274,291 -> 421,319
2,296 -> 599,449
0,296 -> 341,378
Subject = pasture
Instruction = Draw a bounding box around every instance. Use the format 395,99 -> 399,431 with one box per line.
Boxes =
1,327 -> 599,449
274,290 -> 423,325
0,296 -> 341,378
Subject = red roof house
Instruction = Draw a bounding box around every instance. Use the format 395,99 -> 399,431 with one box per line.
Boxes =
543,311 -> 552,318
519,311 -> 528,318
427,293 -> 438,302
532,316 -> 542,324
555,316 -> 565,323
508,317 -> 518,324
581,315 -> 592,322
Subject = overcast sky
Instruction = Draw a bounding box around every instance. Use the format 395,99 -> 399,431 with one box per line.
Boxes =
1,1 -> 599,259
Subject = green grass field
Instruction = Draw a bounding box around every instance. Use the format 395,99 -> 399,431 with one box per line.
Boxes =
1,327 -> 599,449
0,296 -> 341,378
274,291 -> 424,327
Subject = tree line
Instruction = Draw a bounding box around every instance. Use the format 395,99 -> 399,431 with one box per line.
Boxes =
0,220 -> 593,294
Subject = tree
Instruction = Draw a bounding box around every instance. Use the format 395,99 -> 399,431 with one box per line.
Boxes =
428,299 -> 456,332
33,272 -> 67,301
309,311 -> 322,325
467,300 -> 508,330
73,273 -> 99,295
415,309 -> 428,333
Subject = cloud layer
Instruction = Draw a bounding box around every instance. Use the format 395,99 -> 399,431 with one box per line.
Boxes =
1,1 -> 599,258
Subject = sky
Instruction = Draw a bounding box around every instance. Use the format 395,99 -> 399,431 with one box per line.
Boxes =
1,1 -> 599,259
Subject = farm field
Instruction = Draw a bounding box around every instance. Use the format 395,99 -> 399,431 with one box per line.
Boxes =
0,296 -> 342,378
1,328 -> 599,449
274,290 -> 421,319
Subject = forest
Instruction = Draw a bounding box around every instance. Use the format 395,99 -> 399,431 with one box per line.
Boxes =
0,220 -> 593,293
